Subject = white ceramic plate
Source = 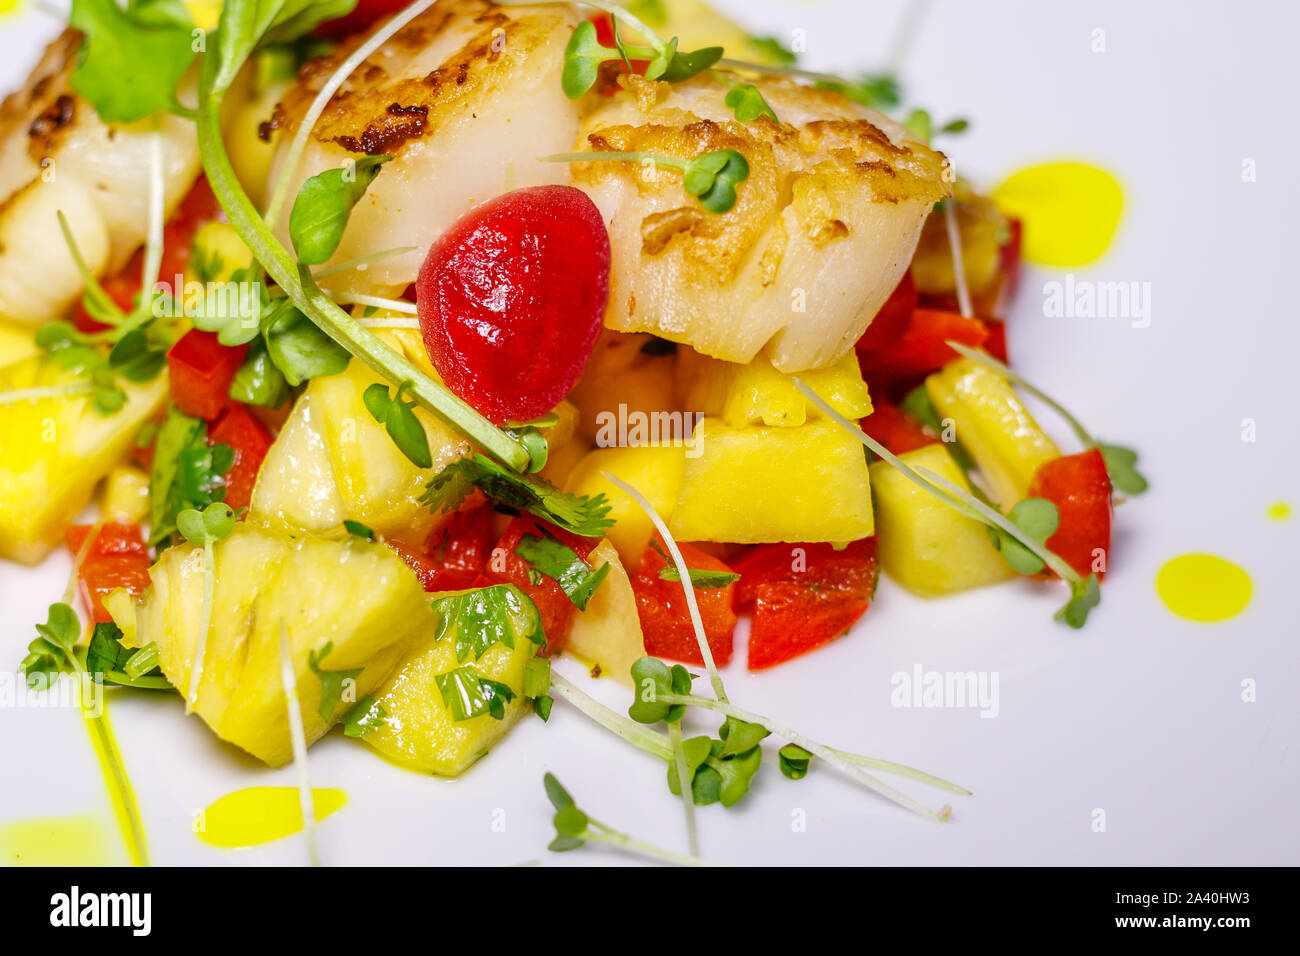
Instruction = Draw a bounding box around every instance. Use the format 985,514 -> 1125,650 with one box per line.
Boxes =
1,0 -> 1296,866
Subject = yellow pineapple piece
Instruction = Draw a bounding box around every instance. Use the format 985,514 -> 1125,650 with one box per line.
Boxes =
565,443 -> 686,565
0,320 -> 37,369
186,222 -> 255,284
925,358 -> 1060,509
129,525 -> 428,766
678,348 -> 872,428
670,418 -> 874,544
0,356 -> 166,564
569,330 -> 678,444
250,353 -> 468,540
565,539 -> 645,684
102,465 -> 151,524
869,444 -> 1015,596
360,586 -> 540,776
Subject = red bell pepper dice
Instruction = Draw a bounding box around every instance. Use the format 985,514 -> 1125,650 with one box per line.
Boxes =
733,539 -> 878,671
64,523 -> 153,623
168,329 -> 247,421
855,271 -> 917,356
207,403 -> 273,512
1028,449 -> 1113,580
484,516 -> 602,654
631,539 -> 738,668
857,308 -> 989,383
392,503 -> 497,592
982,318 -> 1009,364
859,398 -> 937,456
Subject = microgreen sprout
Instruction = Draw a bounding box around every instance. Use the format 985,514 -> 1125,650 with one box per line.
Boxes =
946,342 -> 1149,495
542,773 -> 714,866
723,82 -> 778,122
289,154 -> 392,265
994,497 -> 1060,575
795,378 -> 1102,628
363,380 -> 433,469
541,149 -> 749,214
177,502 -> 237,713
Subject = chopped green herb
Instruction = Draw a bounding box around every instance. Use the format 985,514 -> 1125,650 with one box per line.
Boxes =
422,453 -> 613,537
657,567 -> 739,589
308,641 -> 363,722
431,584 -> 545,663
436,666 -> 516,721
342,696 -> 387,737
85,622 -> 171,691
514,534 -> 610,610
149,407 -> 233,546
343,520 -> 375,541
363,380 -> 433,469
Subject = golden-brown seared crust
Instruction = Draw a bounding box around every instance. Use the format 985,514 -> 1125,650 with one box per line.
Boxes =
270,0 -> 569,156
573,73 -> 948,283
0,30 -> 80,185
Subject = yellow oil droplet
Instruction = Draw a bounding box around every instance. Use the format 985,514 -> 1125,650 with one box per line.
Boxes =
992,162 -> 1123,267
196,787 -> 347,849
1267,501 -> 1292,522
0,1 -> 19,18
1156,554 -> 1252,623
0,815 -> 114,866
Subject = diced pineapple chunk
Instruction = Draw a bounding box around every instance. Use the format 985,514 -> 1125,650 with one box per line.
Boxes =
925,358 -> 1060,509
0,356 -> 167,564
869,444 -> 1015,596
569,330 -> 678,444
102,465 -> 151,524
670,418 -> 874,544
678,348 -> 872,428
250,356 -> 468,540
360,593 -> 538,776
130,525 -> 429,766
565,539 -> 645,684
565,444 -> 686,565
537,400 -> 588,487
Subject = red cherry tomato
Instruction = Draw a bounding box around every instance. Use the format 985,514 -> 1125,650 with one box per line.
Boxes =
416,186 -> 611,424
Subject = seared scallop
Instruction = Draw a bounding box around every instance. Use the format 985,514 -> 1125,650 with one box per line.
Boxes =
570,73 -> 951,371
0,31 -> 201,324
267,0 -> 580,293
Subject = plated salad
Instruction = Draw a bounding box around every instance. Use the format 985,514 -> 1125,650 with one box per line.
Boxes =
0,0 -> 1146,865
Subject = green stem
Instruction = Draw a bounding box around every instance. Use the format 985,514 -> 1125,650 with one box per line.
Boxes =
57,211 -> 124,325
194,56 -> 529,472
548,672 -> 673,760
667,719 -> 699,856
311,245 -> 418,280
583,821 -> 715,867
599,472 -> 728,702
659,693 -> 952,822
829,749 -> 972,796
946,342 -> 1096,449
131,127 -> 166,324
794,378 -> 1084,587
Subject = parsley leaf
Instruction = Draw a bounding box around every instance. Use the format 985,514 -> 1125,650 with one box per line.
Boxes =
307,641 -> 363,722
435,666 -> 516,721
422,453 -> 613,538
432,584 -> 545,663
148,406 -> 233,546
341,695 -> 387,737
657,567 -> 739,589
69,0 -> 197,122
514,534 -> 610,610
85,622 -> 171,690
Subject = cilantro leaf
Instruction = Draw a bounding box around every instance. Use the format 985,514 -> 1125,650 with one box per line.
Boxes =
422,453 -> 613,538
657,567 -> 739,589
431,584 -> 545,663
514,534 -> 610,611
148,406 -> 231,546
343,519 -> 375,541
85,622 -> 171,690
69,0 -> 197,122
435,666 -> 516,721
307,641 -> 363,722
341,695 -> 387,737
